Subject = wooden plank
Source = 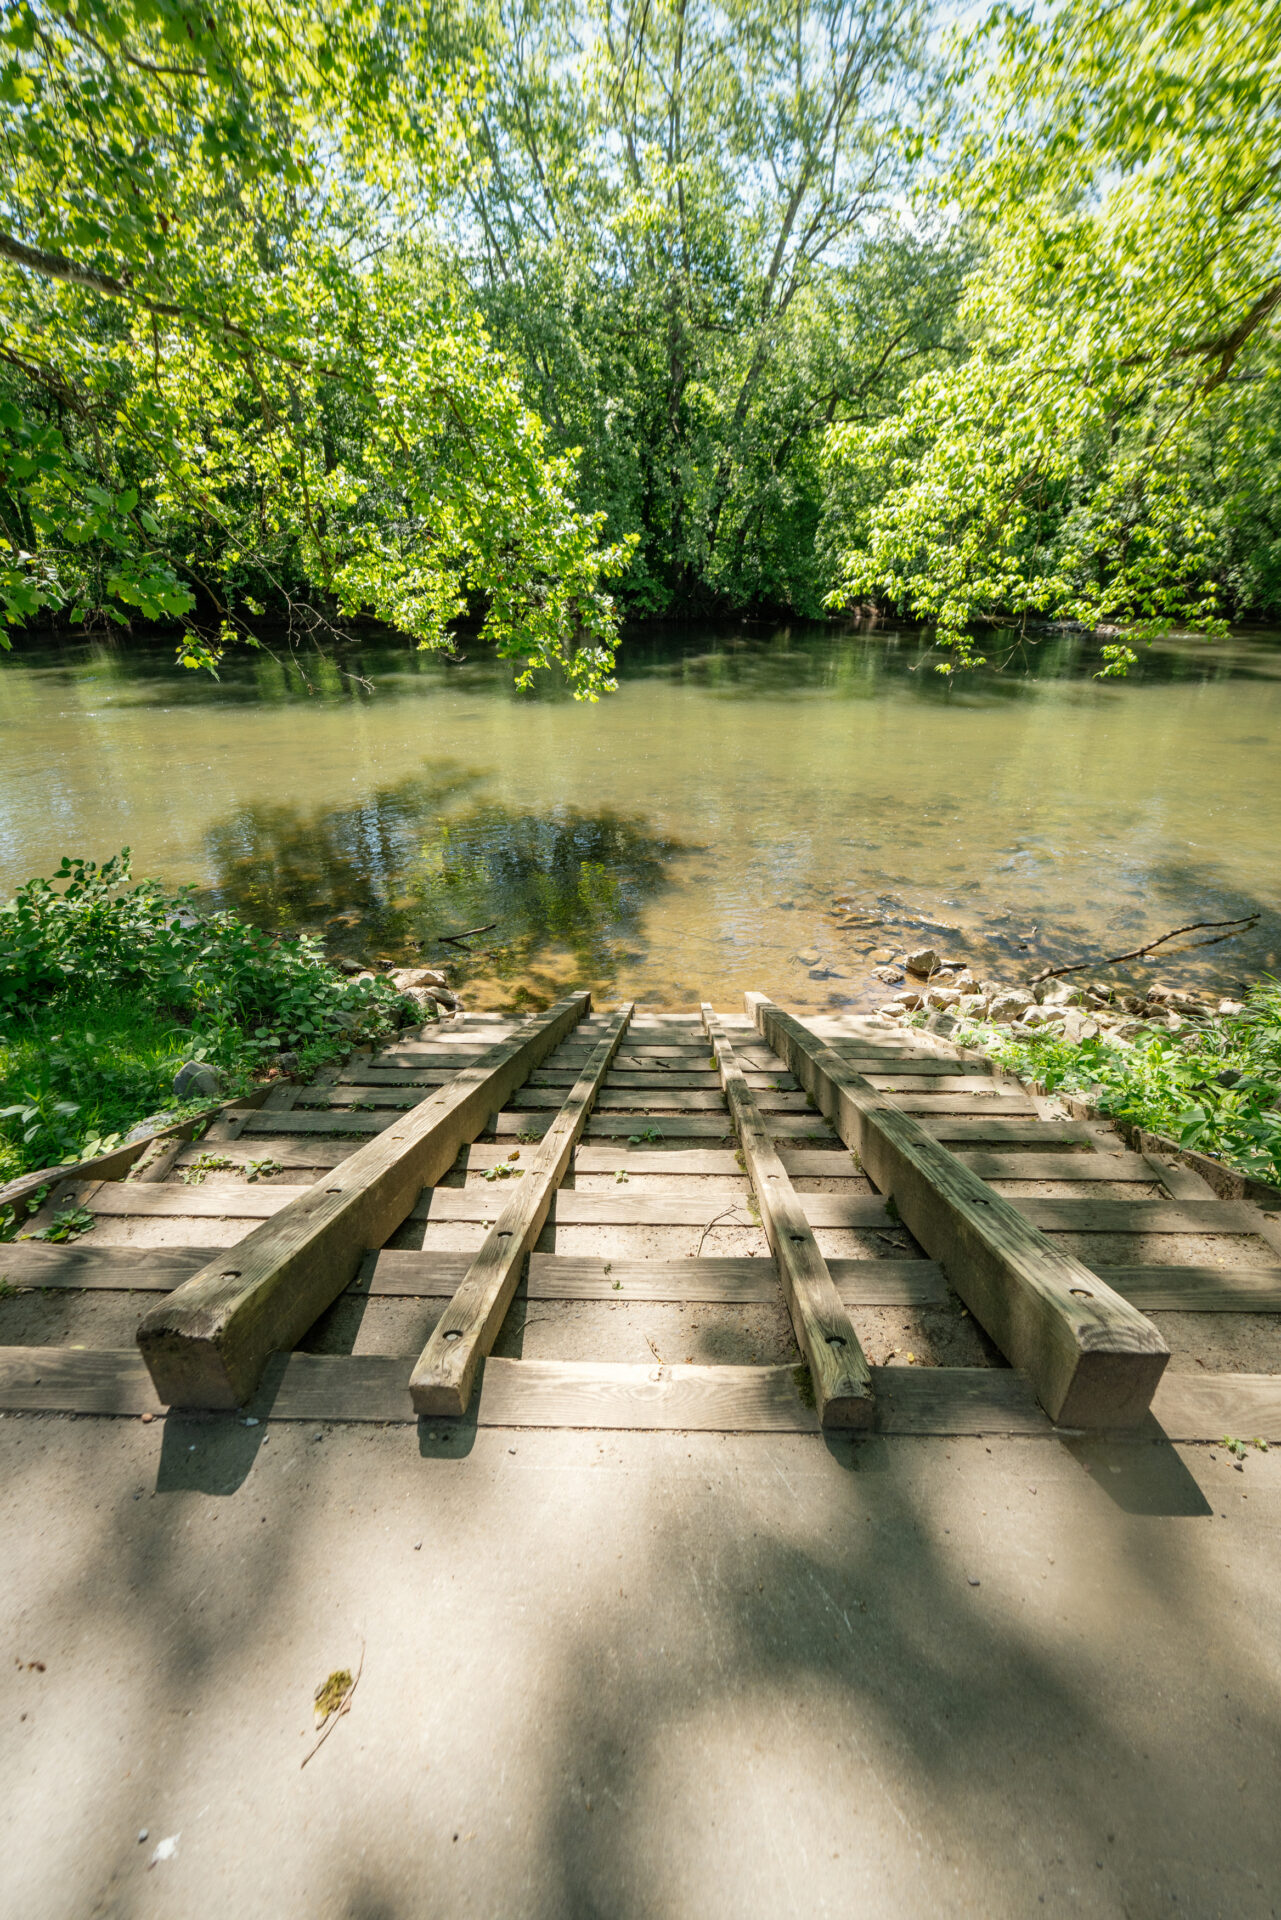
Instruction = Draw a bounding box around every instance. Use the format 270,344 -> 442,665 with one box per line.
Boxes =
1151,1371 -> 1281,1442
1099,1265 -> 1281,1311
173,1139 -> 354,1171
410,1007 -> 634,1416
920,1118 -> 1102,1144
415,1188 -> 750,1225
498,1111 -> 837,1140
135,994 -> 592,1410
0,1244 -> 218,1290
569,1146 -> 859,1177
367,1250 -> 946,1305
884,1092 -> 1038,1115
951,1151 -> 1158,1182
1015,1199 -> 1263,1235
749,995 -> 1168,1428
238,1109 -> 396,1135
66,1182 -> 311,1219
7,1346 -> 1281,1438
704,1006 -> 873,1429
476,1358 -> 821,1432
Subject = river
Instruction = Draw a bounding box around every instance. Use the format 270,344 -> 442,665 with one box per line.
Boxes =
1,621 -> 1278,1012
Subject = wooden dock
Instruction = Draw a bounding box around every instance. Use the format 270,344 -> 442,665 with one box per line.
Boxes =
3,997 -> 1281,1440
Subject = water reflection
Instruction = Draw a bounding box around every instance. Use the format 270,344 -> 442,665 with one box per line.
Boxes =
203,768 -> 686,1008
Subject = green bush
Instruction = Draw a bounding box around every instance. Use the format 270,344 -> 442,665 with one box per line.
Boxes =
946,980 -> 1281,1186
0,851 -> 413,1182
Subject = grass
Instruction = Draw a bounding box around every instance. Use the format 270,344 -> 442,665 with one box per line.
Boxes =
937,977 -> 1281,1187
1,851 -> 417,1213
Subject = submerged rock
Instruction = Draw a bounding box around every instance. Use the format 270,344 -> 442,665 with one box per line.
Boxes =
903,947 -> 940,978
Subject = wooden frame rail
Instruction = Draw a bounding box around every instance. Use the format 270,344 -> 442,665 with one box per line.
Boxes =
410,1005 -> 634,1416
703,1006 -> 875,1428
745,995 -> 1168,1428
136,994 -> 592,1410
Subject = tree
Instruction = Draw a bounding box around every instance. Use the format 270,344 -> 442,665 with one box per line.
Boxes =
0,0 -> 629,694
453,0 -> 960,616
822,0 -> 1281,669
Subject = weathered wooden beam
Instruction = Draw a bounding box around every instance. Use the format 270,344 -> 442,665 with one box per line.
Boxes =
746,995 -> 1168,1428
410,1005 -> 633,1416
703,1006 -> 874,1429
135,995 -> 592,1409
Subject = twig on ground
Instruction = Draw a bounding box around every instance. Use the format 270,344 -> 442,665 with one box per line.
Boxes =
1029,915 -> 1260,985
694,1204 -> 750,1256
301,1642 -> 364,1770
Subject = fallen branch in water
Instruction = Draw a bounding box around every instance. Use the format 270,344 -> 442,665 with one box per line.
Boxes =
1030,915 -> 1260,986
435,922 -> 497,948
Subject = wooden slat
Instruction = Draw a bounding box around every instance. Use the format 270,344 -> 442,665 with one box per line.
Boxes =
920,1118 -> 1102,1143
951,1151 -> 1158,1183
238,1109 -> 396,1135
704,1006 -> 873,1429
0,1244 -> 218,1290
1017,1199 -> 1263,1235
410,1007 -> 633,1416
67,1181 -> 310,1218
367,1251 -> 946,1306
568,1146 -> 859,1177
749,996 -> 1169,1429
499,1111 -> 837,1139
884,1092 -> 1038,1115
510,1086 -> 820,1112
555,1069 -> 796,1090
1100,1265 -> 1281,1310
135,995 -> 592,1410
6,1345 -> 1281,1437
415,1188 -> 749,1225
172,1139 -> 354,1170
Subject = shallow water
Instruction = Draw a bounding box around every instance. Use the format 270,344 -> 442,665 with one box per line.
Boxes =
1,622 -> 1278,1011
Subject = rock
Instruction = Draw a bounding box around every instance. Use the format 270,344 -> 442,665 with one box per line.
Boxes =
894,991 -> 924,1010
872,966 -> 904,985
951,969 -> 978,993
796,949 -> 820,966
1218,999 -> 1245,1017
1019,1006 -> 1054,1027
877,1003 -> 905,1019
388,966 -> 449,992
275,1050 -> 300,1077
172,1061 -> 221,1101
903,947 -> 940,978
1061,1008 -> 1101,1043
335,957 -> 366,975
956,994 -> 987,1018
987,989 -> 1034,1025
925,1010 -> 957,1035
1039,980 -> 1084,1007
925,986 -> 961,1009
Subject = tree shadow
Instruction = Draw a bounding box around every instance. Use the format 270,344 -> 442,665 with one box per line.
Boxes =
201,764 -> 690,1004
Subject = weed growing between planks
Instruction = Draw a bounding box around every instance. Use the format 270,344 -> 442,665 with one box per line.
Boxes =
937,978 -> 1281,1185
0,851 -> 419,1186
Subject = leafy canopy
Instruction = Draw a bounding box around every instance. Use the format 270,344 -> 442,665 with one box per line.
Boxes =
0,0 -> 628,693
823,0 -> 1281,669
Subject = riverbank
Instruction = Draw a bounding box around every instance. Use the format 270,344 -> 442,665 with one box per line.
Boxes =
879,968 -> 1281,1188
0,855 -> 419,1200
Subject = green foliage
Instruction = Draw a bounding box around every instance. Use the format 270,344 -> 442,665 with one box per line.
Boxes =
953,981 -> 1281,1185
824,0 -> 1281,666
0,849 -> 414,1177
0,0 -> 627,694
453,0 -> 956,618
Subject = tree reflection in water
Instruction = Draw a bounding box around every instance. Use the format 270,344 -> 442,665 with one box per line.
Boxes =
203,766 -> 686,1007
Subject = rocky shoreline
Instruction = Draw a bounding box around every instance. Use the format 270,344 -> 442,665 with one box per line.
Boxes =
872,945 -> 1241,1047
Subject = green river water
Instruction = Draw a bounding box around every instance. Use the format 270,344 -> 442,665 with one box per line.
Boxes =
1,622 -> 1278,1012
